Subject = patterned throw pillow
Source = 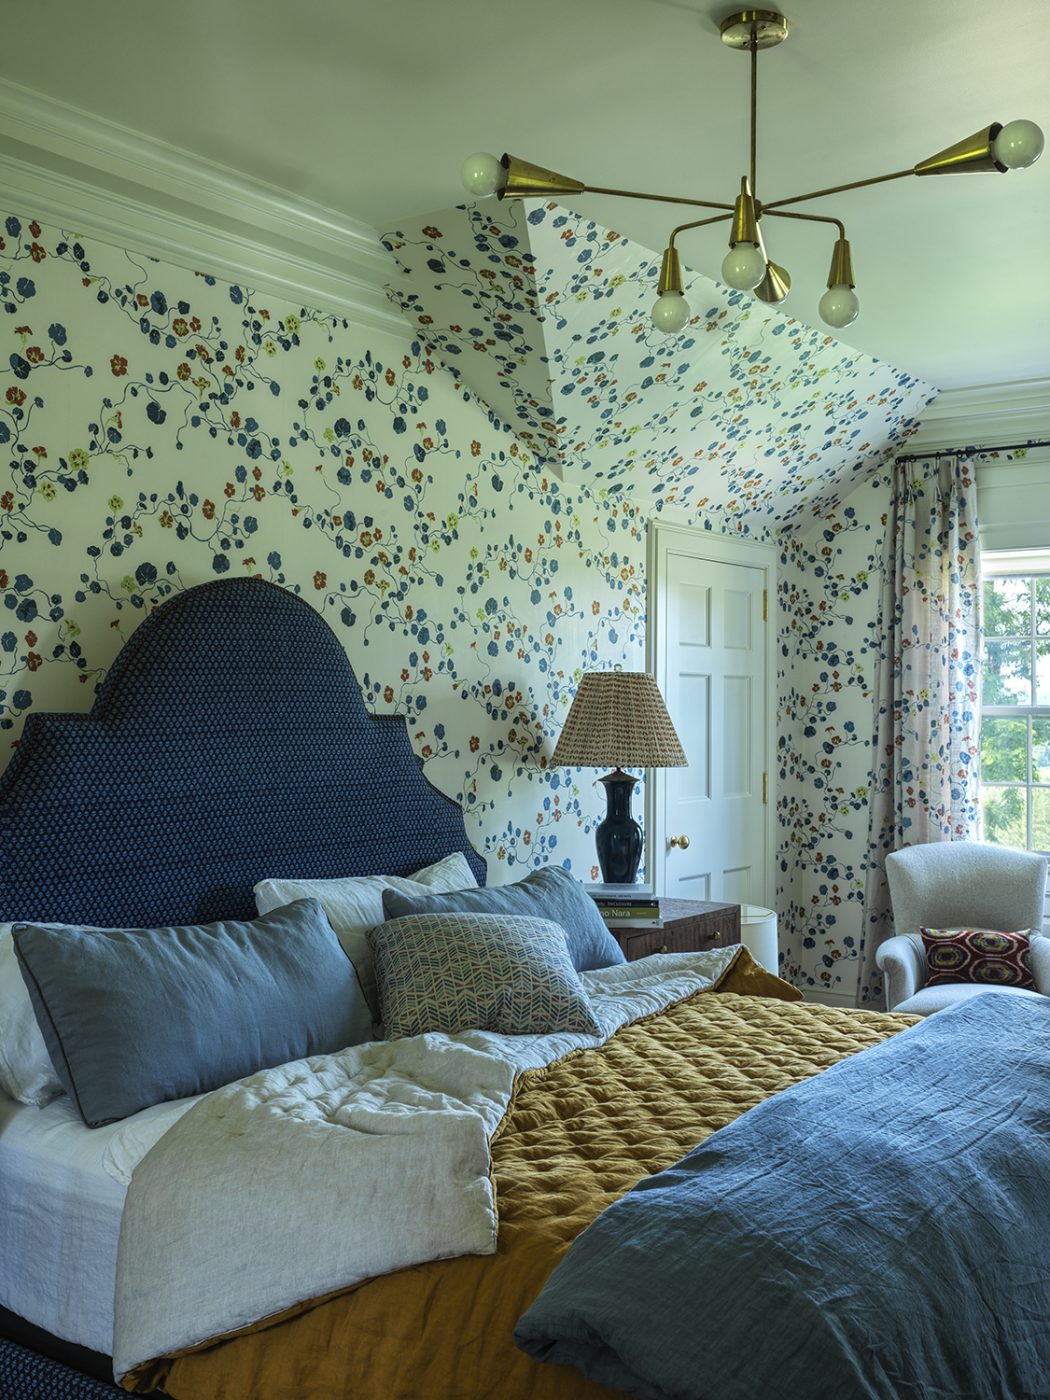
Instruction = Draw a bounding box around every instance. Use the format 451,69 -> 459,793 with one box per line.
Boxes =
921,927 -> 1036,989
368,912 -> 603,1040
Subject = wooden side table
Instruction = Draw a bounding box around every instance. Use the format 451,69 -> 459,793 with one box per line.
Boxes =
608,898 -> 741,962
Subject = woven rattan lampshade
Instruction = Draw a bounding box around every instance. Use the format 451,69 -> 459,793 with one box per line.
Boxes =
552,671 -> 686,769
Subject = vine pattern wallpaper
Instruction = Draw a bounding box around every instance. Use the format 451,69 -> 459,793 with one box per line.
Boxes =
2,204 -> 973,1001
0,209 -> 648,879
383,200 -> 935,531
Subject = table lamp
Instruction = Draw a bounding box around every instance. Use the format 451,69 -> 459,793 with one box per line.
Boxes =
552,670 -> 687,884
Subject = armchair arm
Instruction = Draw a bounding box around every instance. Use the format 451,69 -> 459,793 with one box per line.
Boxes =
876,934 -> 926,1011
1028,934 -> 1050,997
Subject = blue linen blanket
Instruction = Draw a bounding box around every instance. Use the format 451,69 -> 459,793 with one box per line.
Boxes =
516,993 -> 1050,1400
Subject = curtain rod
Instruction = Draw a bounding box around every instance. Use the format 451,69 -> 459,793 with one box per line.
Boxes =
896,438 -> 1050,464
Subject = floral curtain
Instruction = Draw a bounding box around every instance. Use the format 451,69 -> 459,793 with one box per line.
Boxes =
857,453 -> 982,1005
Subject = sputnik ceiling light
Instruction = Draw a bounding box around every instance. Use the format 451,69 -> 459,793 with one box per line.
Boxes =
461,8 -> 1043,335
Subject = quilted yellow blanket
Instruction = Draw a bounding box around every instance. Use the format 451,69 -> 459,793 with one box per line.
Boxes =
128,955 -> 914,1399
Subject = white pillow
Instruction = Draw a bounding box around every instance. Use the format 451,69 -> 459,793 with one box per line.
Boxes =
0,922 -> 64,1106
253,852 -> 479,1014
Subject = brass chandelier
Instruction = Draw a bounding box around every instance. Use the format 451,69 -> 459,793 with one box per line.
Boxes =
460,8 -> 1043,334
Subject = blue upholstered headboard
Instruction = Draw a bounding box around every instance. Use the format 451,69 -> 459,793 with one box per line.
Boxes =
0,578 -> 485,926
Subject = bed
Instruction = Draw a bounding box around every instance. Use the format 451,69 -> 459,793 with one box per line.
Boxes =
4,577 -> 1039,1400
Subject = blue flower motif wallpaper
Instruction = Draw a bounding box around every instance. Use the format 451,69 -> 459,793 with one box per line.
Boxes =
0,210 -> 648,880
3,202 -> 963,997
383,200 -> 935,533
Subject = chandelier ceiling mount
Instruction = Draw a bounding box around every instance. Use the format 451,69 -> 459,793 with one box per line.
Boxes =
460,9 -> 1043,335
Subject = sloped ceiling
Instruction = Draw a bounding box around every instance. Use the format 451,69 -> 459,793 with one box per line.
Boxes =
383,200 -> 936,532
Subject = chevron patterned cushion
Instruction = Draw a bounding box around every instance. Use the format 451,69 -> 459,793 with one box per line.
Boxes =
369,913 -> 602,1039
922,927 -> 1036,989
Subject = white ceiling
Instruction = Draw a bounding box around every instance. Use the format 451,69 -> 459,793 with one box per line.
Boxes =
4,0 -> 1048,391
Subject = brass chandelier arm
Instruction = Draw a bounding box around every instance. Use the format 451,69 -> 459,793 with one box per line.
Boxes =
761,208 -> 847,240
668,213 -> 734,245
584,184 -> 735,213
761,167 -> 916,211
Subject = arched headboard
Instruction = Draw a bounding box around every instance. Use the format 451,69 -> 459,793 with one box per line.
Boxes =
0,578 -> 485,927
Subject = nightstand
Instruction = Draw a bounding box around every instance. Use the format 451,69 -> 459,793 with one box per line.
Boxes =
608,899 -> 741,962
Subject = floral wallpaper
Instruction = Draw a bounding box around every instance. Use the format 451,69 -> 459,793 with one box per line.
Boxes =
0,209 -> 648,880
3,202 -> 974,998
383,200 -> 935,533
777,465 -> 894,996
778,445 -> 1023,1004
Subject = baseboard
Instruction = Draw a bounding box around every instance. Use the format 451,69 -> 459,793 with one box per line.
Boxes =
801,988 -> 857,1008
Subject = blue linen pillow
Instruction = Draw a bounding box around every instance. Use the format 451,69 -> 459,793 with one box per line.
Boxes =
13,898 -> 372,1128
380,865 -> 625,972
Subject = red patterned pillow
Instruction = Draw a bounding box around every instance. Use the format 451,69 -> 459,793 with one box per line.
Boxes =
921,927 -> 1035,989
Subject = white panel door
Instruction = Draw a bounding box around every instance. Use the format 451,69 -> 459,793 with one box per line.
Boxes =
656,546 -> 769,903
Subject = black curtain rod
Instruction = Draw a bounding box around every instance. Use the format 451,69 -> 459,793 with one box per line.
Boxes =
896,438 -> 1050,464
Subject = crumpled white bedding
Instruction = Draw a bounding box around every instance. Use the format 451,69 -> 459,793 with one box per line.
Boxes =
109,945 -> 739,1382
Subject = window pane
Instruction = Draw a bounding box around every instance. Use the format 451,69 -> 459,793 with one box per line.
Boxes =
980,717 -> 1028,782
983,640 -> 1032,705
1038,640 -> 1050,706
1034,719 -> 1050,783
984,577 -> 1031,637
1033,788 -> 1050,855
981,785 -> 1027,849
1037,578 -> 1050,636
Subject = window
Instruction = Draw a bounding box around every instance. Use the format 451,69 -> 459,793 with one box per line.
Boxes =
980,553 -> 1050,854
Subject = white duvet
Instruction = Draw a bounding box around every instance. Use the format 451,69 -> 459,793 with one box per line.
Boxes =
112,946 -> 741,1382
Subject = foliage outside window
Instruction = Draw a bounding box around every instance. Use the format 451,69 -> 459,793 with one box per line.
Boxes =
980,558 -> 1050,854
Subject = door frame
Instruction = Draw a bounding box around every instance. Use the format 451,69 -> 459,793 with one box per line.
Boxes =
646,522 -> 778,900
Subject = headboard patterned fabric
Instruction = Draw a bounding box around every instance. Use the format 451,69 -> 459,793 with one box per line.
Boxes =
0,578 -> 485,927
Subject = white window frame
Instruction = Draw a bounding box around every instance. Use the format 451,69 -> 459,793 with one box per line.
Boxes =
980,549 -> 1050,857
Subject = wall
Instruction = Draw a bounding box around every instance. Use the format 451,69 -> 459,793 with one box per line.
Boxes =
777,466 -> 893,999
0,209 -> 648,881
779,432 -> 1050,1002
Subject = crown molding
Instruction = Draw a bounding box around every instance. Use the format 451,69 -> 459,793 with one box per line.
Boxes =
907,377 -> 1050,451
0,78 -> 404,334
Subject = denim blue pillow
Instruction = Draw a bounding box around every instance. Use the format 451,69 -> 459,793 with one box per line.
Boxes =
380,865 -> 625,972
13,899 -> 372,1128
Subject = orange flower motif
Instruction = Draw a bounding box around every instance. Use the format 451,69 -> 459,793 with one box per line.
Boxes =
384,369 -> 396,386
471,440 -> 481,457
27,651 -> 43,671
110,355 -> 128,376
202,500 -> 215,519
384,685 -> 394,704
313,571 -> 327,590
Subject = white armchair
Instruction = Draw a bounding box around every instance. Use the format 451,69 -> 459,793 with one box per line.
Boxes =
877,842 -> 1050,1014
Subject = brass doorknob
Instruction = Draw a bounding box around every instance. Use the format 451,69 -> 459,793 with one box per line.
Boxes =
669,834 -> 690,849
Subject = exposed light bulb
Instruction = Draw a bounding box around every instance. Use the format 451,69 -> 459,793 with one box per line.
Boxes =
721,242 -> 766,291
993,119 -> 1045,170
460,152 -> 506,197
819,284 -> 860,329
651,291 -> 691,334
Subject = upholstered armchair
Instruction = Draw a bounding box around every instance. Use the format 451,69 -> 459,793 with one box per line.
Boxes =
877,842 -> 1050,1014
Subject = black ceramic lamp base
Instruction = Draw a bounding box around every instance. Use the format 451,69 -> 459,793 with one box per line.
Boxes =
595,767 -> 643,884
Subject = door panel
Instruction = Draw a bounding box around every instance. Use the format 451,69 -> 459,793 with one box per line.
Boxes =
657,546 -> 768,903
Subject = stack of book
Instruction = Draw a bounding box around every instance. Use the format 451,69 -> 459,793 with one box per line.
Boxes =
586,883 -> 663,929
